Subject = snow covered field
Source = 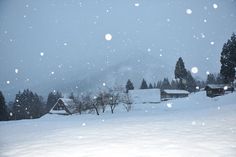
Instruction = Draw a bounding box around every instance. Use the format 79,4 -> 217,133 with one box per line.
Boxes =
0,92 -> 236,157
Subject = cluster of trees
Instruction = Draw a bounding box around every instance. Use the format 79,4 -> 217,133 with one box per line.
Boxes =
220,33 -> 236,84
126,57 -> 203,93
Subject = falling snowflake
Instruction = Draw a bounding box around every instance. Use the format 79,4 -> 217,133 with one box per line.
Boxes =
213,3 -> 218,9
210,41 -> 215,45
224,86 -> 228,90
102,82 -> 106,86
191,67 -> 198,74
15,69 -> 19,74
201,122 -> 205,126
203,19 -> 207,23
206,71 -> 210,75
166,18 -> 170,22
63,42 -> 68,46
200,33 -> 205,38
217,106 -> 221,110
166,103 -> 172,108
134,3 -> 140,7
159,54 -> 163,57
191,121 -> 196,125
196,86 -> 200,90
51,71 -> 55,75
40,52 -> 44,56
186,9 -> 192,15
105,33 -> 112,41
147,48 -> 151,52
6,80 -> 10,84
82,123 -> 86,126
9,112 -> 13,116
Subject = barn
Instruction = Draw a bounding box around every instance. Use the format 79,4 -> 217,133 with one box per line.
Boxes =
128,89 -> 161,104
205,84 -> 234,98
50,98 -> 77,115
161,89 -> 189,101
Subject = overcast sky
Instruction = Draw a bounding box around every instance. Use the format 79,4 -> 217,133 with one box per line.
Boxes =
0,0 -> 236,100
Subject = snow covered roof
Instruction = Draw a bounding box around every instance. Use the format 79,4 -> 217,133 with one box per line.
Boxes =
206,84 -> 234,89
128,89 -> 161,103
163,89 -> 189,94
51,98 -> 77,114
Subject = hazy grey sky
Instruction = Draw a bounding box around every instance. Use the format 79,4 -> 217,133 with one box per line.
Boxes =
0,0 -> 236,99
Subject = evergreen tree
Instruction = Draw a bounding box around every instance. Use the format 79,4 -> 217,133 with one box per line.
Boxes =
0,91 -> 8,121
148,83 -> 153,89
12,89 -> 44,120
174,57 -> 188,89
161,78 -> 171,90
69,92 -> 75,100
125,79 -> 134,93
206,73 -> 216,84
140,79 -> 148,89
220,33 -> 236,83
185,71 -> 197,92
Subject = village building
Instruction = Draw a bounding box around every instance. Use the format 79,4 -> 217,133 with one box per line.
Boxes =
205,84 -> 234,98
50,98 -> 77,115
161,89 -> 190,101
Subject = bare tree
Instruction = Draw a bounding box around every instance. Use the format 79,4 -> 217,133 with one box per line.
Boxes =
108,92 -> 119,114
120,93 -> 132,112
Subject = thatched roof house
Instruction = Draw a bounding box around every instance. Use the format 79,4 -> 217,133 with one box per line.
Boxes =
50,98 -> 77,115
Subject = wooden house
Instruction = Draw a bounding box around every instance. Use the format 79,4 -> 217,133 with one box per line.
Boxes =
205,84 -> 234,98
161,89 -> 189,101
50,98 -> 77,115
128,89 -> 161,104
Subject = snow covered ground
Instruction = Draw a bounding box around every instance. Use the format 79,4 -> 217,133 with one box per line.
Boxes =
0,92 -> 236,157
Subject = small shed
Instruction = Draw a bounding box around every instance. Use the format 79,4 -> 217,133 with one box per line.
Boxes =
128,89 -> 161,104
50,98 -> 77,115
161,89 -> 189,101
205,84 -> 234,97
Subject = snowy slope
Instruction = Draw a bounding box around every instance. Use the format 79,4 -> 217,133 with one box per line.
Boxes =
0,92 -> 236,157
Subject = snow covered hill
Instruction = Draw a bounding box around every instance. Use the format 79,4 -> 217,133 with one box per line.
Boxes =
0,92 -> 236,157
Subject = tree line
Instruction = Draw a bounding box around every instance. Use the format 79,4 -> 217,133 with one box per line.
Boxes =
1,33 -> 235,121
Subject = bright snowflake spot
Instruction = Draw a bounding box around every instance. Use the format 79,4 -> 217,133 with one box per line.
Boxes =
204,19 -> 207,23
40,52 -> 44,56
6,80 -> 10,84
213,3 -> 218,9
192,121 -> 196,125
186,9 -> 192,15
196,86 -> 200,90
63,42 -> 68,46
26,4 -> 29,8
9,112 -> 13,116
206,57 -> 209,60
210,41 -> 215,45
51,72 -> 55,75
206,71 -> 210,75
102,82 -> 106,86
224,86 -> 228,90
26,78 -> 30,82
105,34 -> 112,41
166,103 -> 172,108
53,90 -> 56,93
202,122 -> 205,126
201,33 -> 205,38
217,106 -> 221,110
191,67 -> 198,74
160,54 -> 163,57
15,69 -> 19,74
147,48 -> 151,52
82,123 -> 86,126
23,15 -> 27,18
166,18 -> 170,22
134,3 -> 140,7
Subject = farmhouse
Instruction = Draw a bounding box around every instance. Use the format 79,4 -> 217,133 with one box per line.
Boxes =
205,84 -> 234,98
128,89 -> 161,104
50,98 -> 77,115
161,89 -> 189,101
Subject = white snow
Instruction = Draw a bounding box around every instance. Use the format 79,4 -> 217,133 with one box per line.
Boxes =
191,67 -> 198,74
186,9 -> 192,15
134,3 -> 140,7
128,89 -> 161,104
0,92 -> 236,157
40,52 -> 44,56
6,80 -> 10,84
213,3 -> 218,9
15,69 -> 19,74
105,34 -> 112,41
